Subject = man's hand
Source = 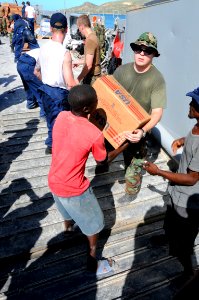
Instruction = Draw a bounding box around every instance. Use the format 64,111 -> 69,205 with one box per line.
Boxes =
124,129 -> 144,143
143,161 -> 160,176
171,137 -> 185,155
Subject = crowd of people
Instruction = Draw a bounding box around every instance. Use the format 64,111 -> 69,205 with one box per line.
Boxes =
2,7 -> 199,287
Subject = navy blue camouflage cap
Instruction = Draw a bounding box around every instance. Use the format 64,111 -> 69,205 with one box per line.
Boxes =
130,32 -> 160,57
12,14 -> 22,21
186,88 -> 199,106
50,13 -> 67,29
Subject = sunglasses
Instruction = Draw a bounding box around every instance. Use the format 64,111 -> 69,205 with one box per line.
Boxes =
132,45 -> 155,56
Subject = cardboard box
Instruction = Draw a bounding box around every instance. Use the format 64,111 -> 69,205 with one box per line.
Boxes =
90,75 -> 151,149
2,3 -> 22,16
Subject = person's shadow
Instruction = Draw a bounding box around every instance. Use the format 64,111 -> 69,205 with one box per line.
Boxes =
0,118 -> 39,182
0,177 -> 54,298
0,86 -> 25,112
9,231 -> 97,300
0,75 -> 18,88
120,203 -> 170,299
121,191 -> 199,298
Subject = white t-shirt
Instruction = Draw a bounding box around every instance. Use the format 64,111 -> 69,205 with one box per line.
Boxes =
28,48 -> 40,61
25,6 -> 35,18
38,40 -> 68,89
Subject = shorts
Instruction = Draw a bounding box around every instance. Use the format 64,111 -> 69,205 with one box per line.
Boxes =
52,187 -> 104,236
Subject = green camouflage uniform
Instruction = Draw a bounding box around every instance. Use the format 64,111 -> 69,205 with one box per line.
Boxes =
7,15 -> 13,51
125,158 -> 145,195
0,5 -> 7,36
121,32 -> 164,195
124,137 -> 147,195
93,23 -> 106,61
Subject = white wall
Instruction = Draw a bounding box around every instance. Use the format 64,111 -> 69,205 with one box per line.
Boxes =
123,0 -> 198,156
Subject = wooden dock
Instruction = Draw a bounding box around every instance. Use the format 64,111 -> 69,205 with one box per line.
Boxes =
0,36 -> 198,300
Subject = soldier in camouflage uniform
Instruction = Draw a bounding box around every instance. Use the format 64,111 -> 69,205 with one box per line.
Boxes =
7,14 -> 14,52
113,32 -> 167,198
0,3 -> 7,36
93,19 -> 106,61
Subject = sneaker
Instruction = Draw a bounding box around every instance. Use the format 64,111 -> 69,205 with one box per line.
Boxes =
27,103 -> 39,109
118,193 -> 137,204
40,115 -> 46,121
45,146 -> 52,155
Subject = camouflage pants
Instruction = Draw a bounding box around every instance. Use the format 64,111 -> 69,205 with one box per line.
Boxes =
9,32 -> 13,46
124,137 -> 147,195
0,17 -> 7,34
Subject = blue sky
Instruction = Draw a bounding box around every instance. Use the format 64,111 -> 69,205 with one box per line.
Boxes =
10,0 -> 119,11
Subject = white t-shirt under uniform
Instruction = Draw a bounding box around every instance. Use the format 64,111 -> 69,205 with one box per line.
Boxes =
25,6 -> 35,18
38,40 -> 68,90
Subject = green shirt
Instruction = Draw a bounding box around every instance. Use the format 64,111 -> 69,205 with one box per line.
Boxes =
113,63 -> 167,113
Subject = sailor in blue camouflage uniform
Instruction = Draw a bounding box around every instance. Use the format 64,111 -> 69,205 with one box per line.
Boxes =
12,14 -> 39,62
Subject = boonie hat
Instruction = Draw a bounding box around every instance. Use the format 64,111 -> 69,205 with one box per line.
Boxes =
50,12 -> 67,29
130,32 -> 160,57
186,87 -> 199,105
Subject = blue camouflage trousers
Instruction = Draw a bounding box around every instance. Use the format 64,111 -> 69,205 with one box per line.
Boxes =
17,54 -> 45,115
38,85 -> 70,148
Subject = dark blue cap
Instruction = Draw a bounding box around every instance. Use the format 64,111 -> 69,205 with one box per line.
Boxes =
12,14 -> 22,21
50,13 -> 67,29
186,88 -> 199,105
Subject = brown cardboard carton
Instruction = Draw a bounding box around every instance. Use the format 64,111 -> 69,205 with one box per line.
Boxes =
2,3 -> 22,16
90,75 -> 151,149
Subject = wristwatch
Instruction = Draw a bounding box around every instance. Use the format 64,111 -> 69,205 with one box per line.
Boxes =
141,128 -> 146,138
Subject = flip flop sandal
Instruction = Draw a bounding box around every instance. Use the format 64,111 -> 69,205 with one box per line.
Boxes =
63,223 -> 80,234
96,258 -> 115,276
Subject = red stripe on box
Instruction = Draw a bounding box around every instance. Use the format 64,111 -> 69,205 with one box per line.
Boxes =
128,104 -> 145,120
108,126 -> 118,136
106,128 -> 115,138
106,126 -> 119,139
101,77 -> 117,91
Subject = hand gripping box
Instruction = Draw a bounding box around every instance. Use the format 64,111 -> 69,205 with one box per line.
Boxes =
90,75 -> 151,149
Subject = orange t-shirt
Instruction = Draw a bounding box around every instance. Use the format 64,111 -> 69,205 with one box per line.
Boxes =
48,111 -> 106,197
